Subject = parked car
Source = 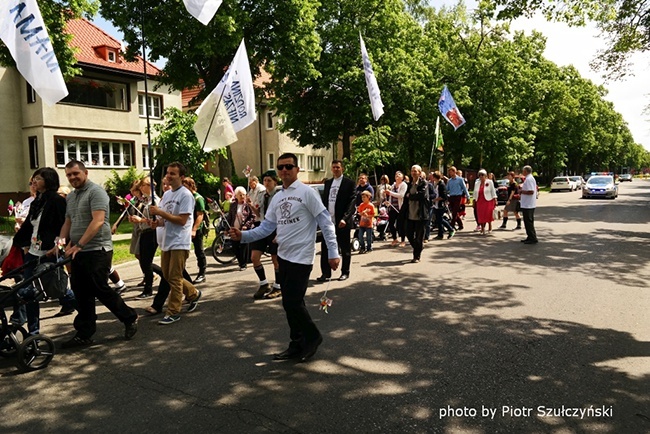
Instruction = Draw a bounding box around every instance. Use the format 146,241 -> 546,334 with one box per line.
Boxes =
550,176 -> 574,192
582,175 -> 618,199
495,179 -> 509,204
569,176 -> 584,189
619,174 -> 633,182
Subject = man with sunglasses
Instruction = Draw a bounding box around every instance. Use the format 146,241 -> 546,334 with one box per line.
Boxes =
317,160 -> 356,282
230,153 -> 340,363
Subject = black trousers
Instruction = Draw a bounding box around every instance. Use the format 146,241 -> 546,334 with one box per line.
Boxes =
388,207 -> 405,241
150,263 -> 192,313
192,233 -> 207,273
522,208 -> 537,241
138,229 -> 157,291
278,256 -> 319,350
70,250 -> 137,339
405,219 -> 426,260
320,226 -> 350,277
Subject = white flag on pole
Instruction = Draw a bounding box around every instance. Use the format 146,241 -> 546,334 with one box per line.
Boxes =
194,90 -> 238,152
213,39 -> 257,133
182,0 -> 223,26
0,0 -> 68,105
359,33 -> 384,121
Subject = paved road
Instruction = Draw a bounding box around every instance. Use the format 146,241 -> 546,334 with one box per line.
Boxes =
1,182 -> 648,433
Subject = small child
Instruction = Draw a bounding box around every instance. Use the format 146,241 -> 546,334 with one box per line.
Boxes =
376,206 -> 389,240
357,190 -> 376,253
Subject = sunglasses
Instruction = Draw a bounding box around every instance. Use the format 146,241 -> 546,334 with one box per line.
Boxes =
277,164 -> 296,171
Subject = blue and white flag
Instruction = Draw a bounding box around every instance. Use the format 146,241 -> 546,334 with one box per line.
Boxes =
438,85 -> 465,130
211,39 -> 256,133
360,33 -> 384,121
183,0 -> 223,26
0,0 -> 68,105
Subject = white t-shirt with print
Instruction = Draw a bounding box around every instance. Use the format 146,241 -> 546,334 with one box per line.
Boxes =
158,185 -> 195,251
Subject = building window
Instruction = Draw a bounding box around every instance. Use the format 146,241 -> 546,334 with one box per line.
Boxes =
62,77 -> 128,110
26,83 -> 36,104
142,145 -> 161,169
266,111 -> 274,130
307,155 -> 324,172
107,51 -> 116,62
296,153 -> 304,170
55,137 -> 133,168
267,153 -> 275,170
138,94 -> 162,118
28,136 -> 39,169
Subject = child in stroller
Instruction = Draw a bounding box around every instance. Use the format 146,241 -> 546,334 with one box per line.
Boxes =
376,206 -> 389,240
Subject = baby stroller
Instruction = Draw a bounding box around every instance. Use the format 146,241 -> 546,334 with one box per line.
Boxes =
375,206 -> 389,240
0,255 -> 72,372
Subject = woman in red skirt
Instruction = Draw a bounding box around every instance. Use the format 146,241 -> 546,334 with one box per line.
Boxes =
472,169 -> 497,235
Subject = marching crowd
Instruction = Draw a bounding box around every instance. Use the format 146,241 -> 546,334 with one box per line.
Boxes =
4,154 -> 538,363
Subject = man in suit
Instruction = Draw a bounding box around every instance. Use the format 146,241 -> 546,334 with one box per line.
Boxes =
317,160 -> 357,281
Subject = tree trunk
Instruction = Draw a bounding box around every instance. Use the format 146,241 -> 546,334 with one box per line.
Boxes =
218,147 -> 234,196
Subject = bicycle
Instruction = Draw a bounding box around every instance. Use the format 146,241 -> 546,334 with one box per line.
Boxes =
206,198 -> 237,265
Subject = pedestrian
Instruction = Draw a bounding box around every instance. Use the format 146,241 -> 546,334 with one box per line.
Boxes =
181,177 -> 208,284
14,177 -> 36,232
229,153 -> 340,363
431,171 -> 455,239
250,170 -> 282,300
248,175 -> 266,210
148,162 -> 202,325
317,160 -> 356,282
130,177 -> 160,299
473,169 -> 497,235
52,161 -> 138,348
423,172 -> 436,242
12,168 -> 69,335
226,186 -> 256,271
357,190 -> 375,253
375,174 -> 390,208
355,173 -> 374,207
222,177 -> 234,197
446,166 -> 470,231
499,171 -> 522,230
384,171 -> 407,247
402,165 -> 429,263
519,165 -> 538,244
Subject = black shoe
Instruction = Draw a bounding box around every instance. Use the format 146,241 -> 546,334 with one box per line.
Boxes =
135,292 -> 153,300
54,308 -> 75,317
520,239 -> 529,243
253,283 -> 271,300
264,288 -> 282,299
523,239 -> 538,244
338,274 -> 349,281
410,258 -> 420,263
316,276 -> 330,282
194,274 -> 206,284
434,236 -> 444,240
273,347 -> 303,360
61,335 -> 94,349
136,279 -> 146,287
298,336 -> 323,363
124,318 -> 138,340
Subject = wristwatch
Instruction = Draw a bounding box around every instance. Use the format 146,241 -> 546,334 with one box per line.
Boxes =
76,243 -> 85,250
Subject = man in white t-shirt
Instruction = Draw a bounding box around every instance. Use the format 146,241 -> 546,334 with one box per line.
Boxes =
230,153 -> 340,363
519,165 -> 538,244
149,162 -> 202,324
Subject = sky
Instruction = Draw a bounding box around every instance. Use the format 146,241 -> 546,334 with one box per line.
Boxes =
92,9 -> 650,150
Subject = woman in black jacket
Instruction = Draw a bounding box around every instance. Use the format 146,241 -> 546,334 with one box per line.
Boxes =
12,167 -> 68,335
401,165 -> 430,263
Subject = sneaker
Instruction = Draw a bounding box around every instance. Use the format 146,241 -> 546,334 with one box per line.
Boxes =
264,288 -> 282,299
159,315 -> 181,325
54,308 -> 75,317
115,283 -> 127,294
187,290 -> 202,312
239,265 -> 247,271
135,292 -> 153,300
474,226 -> 481,232
61,335 -> 94,349
194,274 -> 206,284
358,249 -> 366,254
253,283 -> 271,300
124,318 -> 138,340
447,231 -> 455,239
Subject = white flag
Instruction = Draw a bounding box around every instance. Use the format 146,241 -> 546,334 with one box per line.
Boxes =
0,0 -> 68,105
360,33 -> 383,121
212,39 -> 256,133
194,90 -> 238,151
183,0 -> 223,26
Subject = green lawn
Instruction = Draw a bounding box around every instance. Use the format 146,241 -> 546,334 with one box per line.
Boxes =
111,230 -> 217,265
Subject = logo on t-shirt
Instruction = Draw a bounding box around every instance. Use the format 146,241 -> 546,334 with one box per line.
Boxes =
280,201 -> 292,219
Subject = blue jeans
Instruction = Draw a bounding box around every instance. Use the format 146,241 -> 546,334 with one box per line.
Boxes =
12,254 -> 55,335
435,207 -> 455,237
424,207 -> 435,239
359,227 -> 373,251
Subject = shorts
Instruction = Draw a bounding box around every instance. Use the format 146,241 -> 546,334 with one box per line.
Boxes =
250,231 -> 278,255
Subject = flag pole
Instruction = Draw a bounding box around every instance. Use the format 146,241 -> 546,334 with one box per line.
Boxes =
140,0 -> 155,206
428,117 -> 439,171
200,85 -> 228,150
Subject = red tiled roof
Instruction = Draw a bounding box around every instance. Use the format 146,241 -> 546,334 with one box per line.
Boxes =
66,19 -> 160,76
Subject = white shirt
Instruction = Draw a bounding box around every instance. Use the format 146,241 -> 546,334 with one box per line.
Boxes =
520,174 -> 537,209
158,185 -> 195,251
241,179 -> 339,265
249,183 -> 266,221
328,176 -> 342,222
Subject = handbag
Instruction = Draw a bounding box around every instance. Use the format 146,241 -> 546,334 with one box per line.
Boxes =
492,208 -> 500,221
33,260 -> 68,299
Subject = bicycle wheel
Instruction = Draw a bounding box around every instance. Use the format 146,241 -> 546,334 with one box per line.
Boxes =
212,233 -> 236,264
16,334 -> 55,371
0,325 -> 28,358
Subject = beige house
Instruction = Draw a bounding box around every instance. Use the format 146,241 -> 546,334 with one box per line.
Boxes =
0,19 -> 181,211
183,74 -> 334,184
